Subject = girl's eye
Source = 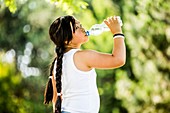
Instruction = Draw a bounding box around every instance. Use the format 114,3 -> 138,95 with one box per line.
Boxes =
76,26 -> 79,29
75,24 -> 83,30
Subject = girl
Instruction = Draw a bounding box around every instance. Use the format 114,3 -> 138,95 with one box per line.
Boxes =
44,15 -> 126,113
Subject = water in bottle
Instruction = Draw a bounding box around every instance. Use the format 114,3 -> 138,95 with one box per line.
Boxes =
86,16 -> 123,36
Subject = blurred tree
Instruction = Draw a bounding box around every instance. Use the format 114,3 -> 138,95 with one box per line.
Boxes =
113,0 -> 170,113
1,0 -> 17,13
0,0 -> 170,113
0,51 -> 26,113
0,51 -> 52,113
1,0 -> 88,14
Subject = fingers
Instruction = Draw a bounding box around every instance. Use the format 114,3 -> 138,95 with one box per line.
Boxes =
104,16 -> 121,24
104,19 -> 109,26
104,16 -> 123,34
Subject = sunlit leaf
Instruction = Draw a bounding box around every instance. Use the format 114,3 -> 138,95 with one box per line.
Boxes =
4,0 -> 17,13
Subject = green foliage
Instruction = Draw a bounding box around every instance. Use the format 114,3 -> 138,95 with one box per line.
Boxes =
0,51 -> 52,113
0,0 -> 170,113
1,0 -> 17,13
117,0 -> 170,112
1,0 -> 88,14
0,51 -> 25,113
50,0 -> 88,14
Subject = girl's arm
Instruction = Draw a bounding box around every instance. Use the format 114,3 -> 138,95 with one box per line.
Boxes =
74,16 -> 126,70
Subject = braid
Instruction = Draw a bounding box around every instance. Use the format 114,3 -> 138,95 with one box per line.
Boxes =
54,46 -> 65,113
47,15 -> 76,113
44,57 -> 56,104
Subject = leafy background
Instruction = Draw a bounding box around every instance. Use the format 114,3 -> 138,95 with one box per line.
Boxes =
0,0 -> 170,113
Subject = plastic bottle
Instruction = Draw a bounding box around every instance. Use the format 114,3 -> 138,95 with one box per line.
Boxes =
86,16 -> 123,36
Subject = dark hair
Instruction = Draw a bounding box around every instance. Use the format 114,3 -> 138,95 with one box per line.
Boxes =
44,57 -> 56,104
44,15 -> 76,113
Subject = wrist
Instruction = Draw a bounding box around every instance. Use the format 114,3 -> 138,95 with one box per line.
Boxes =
113,31 -> 123,34
113,33 -> 125,39
112,28 -> 123,34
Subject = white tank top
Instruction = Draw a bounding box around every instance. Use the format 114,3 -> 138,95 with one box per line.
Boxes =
53,49 -> 100,113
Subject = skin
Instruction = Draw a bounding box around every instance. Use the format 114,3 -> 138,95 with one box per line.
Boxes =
52,16 -> 126,110
69,16 -> 126,71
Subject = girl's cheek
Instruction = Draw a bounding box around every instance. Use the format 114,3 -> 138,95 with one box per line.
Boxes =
75,30 -> 81,34
75,30 -> 82,36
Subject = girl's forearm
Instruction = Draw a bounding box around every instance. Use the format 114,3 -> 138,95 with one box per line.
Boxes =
112,38 -> 126,64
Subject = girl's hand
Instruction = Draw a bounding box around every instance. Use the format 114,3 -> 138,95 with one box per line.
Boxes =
104,16 -> 123,34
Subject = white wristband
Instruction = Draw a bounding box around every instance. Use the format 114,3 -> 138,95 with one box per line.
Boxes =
113,33 -> 125,39
114,35 -> 125,39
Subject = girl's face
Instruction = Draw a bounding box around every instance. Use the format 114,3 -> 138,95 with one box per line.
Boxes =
71,20 -> 89,46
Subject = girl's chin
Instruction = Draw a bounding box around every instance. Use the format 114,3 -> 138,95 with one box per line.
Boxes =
84,37 -> 89,42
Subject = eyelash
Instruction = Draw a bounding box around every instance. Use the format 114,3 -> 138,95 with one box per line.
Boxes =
76,24 -> 82,29
75,26 -> 79,29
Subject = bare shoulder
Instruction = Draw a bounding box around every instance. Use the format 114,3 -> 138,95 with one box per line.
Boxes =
73,49 -> 97,71
75,49 -> 100,62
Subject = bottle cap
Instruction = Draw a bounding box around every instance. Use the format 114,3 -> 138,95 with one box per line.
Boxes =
86,31 -> 90,36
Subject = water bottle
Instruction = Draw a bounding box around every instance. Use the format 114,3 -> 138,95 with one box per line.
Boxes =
86,16 -> 123,36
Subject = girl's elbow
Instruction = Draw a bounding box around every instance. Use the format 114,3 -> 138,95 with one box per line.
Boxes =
121,59 -> 126,66
118,57 -> 126,67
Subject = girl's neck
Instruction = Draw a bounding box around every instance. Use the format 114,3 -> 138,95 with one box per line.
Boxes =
65,46 -> 80,53
65,44 -> 81,52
